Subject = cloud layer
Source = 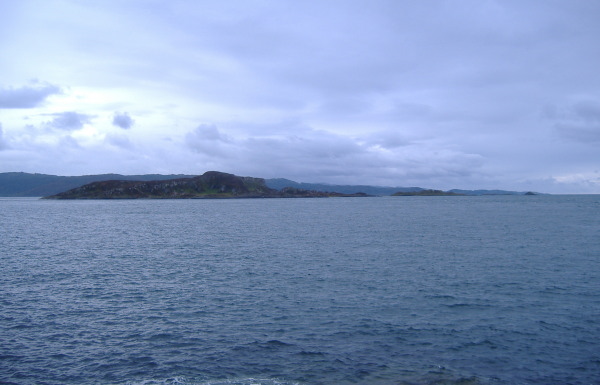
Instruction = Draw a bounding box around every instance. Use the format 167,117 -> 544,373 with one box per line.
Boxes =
0,124 -> 8,150
0,1 -> 599,193
0,81 -> 61,109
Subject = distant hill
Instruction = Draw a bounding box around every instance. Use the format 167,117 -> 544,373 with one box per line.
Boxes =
265,179 -> 536,196
0,172 -> 538,197
0,172 -> 195,197
264,178 -> 423,196
448,189 -> 533,196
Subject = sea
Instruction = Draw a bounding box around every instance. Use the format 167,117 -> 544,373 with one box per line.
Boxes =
1,195 -> 599,385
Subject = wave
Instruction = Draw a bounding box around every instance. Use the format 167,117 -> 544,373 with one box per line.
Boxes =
120,374 -> 492,385
123,377 -> 300,385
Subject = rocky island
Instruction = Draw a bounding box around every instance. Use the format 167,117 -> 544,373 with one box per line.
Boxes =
42,171 -> 369,199
392,189 -> 464,196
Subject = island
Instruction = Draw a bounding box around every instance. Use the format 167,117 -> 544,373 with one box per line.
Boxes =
42,171 -> 370,199
391,189 -> 464,196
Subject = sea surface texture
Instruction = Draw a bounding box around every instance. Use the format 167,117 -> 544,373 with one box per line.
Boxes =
1,195 -> 599,385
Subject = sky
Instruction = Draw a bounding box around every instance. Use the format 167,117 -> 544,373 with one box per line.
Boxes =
1,0 -> 599,193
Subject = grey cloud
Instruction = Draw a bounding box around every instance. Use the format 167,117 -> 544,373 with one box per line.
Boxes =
244,136 -> 483,188
0,123 -> 8,150
106,133 -> 133,149
556,124 -> 600,143
183,122 -> 483,188
570,101 -> 600,123
184,123 -> 364,175
112,112 -> 134,129
317,97 -> 373,117
545,100 -> 600,122
186,124 -> 233,156
59,135 -> 81,149
363,130 -> 412,150
45,112 -> 92,131
247,130 -> 361,163
548,100 -> 600,143
0,82 -> 61,108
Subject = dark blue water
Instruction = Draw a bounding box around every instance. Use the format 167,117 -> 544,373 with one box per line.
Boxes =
1,195 -> 599,385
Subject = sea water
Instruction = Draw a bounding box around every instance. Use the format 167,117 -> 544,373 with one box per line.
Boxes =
1,195 -> 599,385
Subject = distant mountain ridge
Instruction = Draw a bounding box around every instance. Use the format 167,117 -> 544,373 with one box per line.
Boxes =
0,172 -> 195,197
265,178 -> 423,196
0,172 -> 536,197
264,178 -> 533,196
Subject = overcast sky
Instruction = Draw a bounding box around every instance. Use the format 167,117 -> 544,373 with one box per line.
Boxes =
1,0 -> 599,193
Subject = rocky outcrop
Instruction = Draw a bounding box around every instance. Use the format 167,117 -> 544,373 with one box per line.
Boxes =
42,171 -> 370,199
